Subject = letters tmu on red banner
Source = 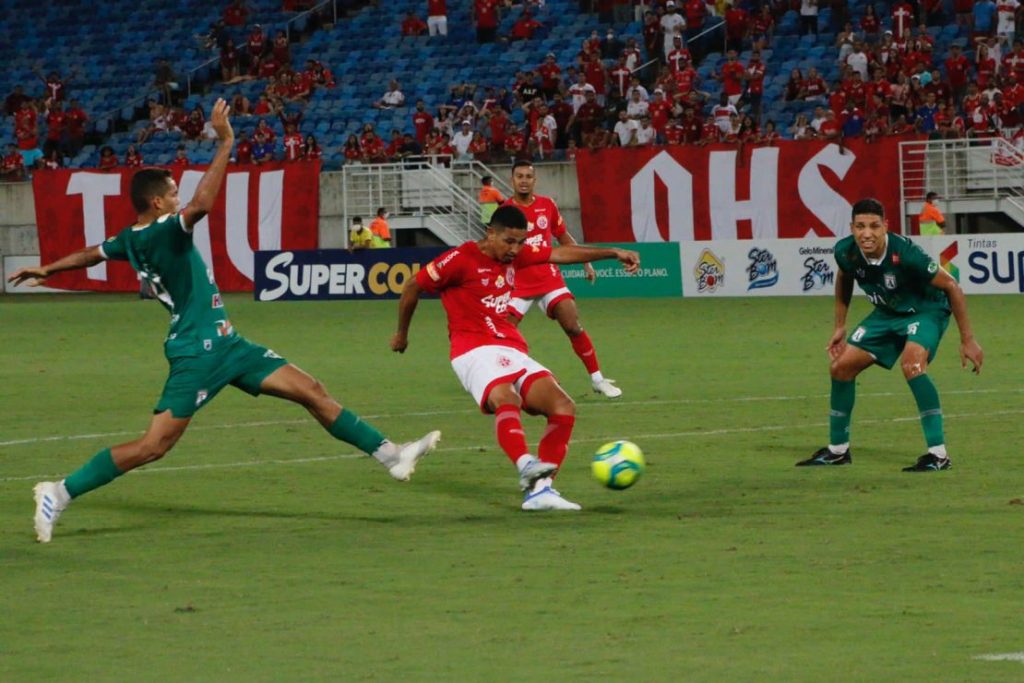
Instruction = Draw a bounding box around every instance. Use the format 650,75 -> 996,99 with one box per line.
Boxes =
575,139 -> 905,243
32,161 -> 320,292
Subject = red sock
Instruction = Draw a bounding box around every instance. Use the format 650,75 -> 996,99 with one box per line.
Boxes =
538,414 -> 575,468
569,331 -> 600,374
495,404 -> 529,464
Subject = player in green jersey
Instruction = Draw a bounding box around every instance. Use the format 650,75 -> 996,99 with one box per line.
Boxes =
796,198 -> 983,471
8,99 -> 440,543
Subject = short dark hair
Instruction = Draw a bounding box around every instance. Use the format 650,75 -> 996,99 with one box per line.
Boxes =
376,206 -> 387,216
925,191 -> 939,201
130,168 -> 173,213
352,216 -> 362,224
489,205 -> 528,231
511,159 -> 534,174
851,197 -> 885,219
481,175 -> 492,185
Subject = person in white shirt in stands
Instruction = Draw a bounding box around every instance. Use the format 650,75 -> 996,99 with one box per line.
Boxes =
635,115 -> 657,145
373,80 -> 406,109
626,89 -> 650,120
625,75 -> 649,103
567,73 -> 596,114
660,2 -> 686,62
613,109 -> 638,146
846,41 -> 870,81
450,120 -> 475,159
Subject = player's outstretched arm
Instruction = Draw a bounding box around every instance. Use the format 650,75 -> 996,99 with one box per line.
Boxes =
931,269 -> 983,374
828,269 -> 855,360
181,98 -> 234,231
392,278 -> 423,353
548,245 -> 640,273
6,246 -> 104,287
556,231 -> 597,282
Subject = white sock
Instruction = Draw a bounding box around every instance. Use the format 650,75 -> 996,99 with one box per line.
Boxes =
928,445 -> 948,458
590,371 -> 605,383
828,443 -> 849,455
371,440 -> 398,465
515,454 -> 534,472
56,481 -> 72,506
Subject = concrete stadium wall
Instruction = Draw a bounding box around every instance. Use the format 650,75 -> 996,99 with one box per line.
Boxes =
0,162 -> 585,280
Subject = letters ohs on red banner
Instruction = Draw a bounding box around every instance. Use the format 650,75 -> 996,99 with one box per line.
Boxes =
575,139 -> 905,243
32,161 -> 320,292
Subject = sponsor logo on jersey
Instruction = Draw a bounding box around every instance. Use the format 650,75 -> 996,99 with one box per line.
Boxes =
694,248 -> 725,293
801,257 -> 835,291
884,273 -> 897,289
212,293 -> 223,308
203,339 -> 212,350
495,275 -> 505,288
481,278 -> 490,287
892,253 -> 901,265
426,263 -> 441,282
481,291 -> 511,314
195,390 -> 208,407
264,349 -> 282,359
927,261 -> 938,274
746,247 -> 779,290
216,319 -> 234,337
525,233 -> 545,248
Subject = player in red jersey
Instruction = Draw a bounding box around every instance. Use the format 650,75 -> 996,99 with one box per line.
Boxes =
392,205 -> 639,510
501,161 -> 624,398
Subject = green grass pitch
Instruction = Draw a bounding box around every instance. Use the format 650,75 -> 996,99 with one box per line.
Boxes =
2,293 -> 1023,682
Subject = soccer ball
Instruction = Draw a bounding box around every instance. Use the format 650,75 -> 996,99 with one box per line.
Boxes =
592,440 -> 645,490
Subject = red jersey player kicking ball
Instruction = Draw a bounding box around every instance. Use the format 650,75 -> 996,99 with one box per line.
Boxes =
502,160 -> 624,398
392,205 -> 639,511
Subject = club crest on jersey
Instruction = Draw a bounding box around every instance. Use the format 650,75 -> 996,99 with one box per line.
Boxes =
203,339 -> 213,351
497,355 -> 512,368
892,254 -> 901,265
212,293 -> 223,308
536,215 -> 549,230
884,273 -> 897,289
195,390 -> 208,407
506,267 -> 515,286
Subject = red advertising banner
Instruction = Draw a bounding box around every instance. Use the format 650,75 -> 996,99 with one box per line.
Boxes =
32,161 -> 320,292
576,138 -> 908,243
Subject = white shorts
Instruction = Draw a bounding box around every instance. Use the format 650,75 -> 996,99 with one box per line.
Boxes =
451,345 -> 553,412
427,15 -> 448,35
508,287 -> 574,319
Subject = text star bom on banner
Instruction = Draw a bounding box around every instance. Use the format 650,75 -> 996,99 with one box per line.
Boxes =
32,161 -> 321,292
575,138 -> 909,243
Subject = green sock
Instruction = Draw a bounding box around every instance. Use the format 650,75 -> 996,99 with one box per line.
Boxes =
908,374 -> 944,448
829,379 -> 855,447
63,448 -> 124,499
328,408 -> 387,455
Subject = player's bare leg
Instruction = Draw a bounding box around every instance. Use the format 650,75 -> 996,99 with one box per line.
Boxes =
519,376 -> 581,511
34,411 -> 191,543
550,297 -> 621,398
260,364 -> 439,481
899,342 -> 950,471
485,383 -> 558,491
797,344 -> 874,467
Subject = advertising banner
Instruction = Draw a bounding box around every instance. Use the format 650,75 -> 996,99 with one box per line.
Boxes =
922,234 -> 1024,294
559,242 -> 682,298
254,247 -> 446,301
32,161 -> 320,292
575,138 -> 907,243
681,238 -> 838,297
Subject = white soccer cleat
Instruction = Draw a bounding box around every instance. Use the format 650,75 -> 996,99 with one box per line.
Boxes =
592,378 -> 622,398
521,486 -> 582,511
387,430 -> 442,481
33,481 -> 70,543
517,457 -> 558,491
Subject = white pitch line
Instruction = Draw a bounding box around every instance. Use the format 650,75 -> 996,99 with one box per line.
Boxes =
0,387 -> 1017,450
973,653 -> 1024,663
1,408 -> 1020,484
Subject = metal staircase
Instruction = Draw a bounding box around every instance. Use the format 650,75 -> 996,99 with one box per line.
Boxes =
339,158 -> 514,247
898,137 -> 1024,227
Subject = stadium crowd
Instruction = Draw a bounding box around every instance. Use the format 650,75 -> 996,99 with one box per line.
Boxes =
3,0 -> 1024,179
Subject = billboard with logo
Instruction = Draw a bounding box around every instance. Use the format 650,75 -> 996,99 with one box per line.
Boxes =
575,138 -> 909,243
30,162 -> 321,292
558,242 -> 682,298
253,247 -> 446,301
680,239 -> 838,296
921,234 -> 1024,294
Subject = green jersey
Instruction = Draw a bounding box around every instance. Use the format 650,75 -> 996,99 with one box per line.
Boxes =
834,233 -> 949,315
101,213 -> 237,358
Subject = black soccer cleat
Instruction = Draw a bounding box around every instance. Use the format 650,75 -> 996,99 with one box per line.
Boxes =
796,447 -> 852,466
902,453 -> 952,472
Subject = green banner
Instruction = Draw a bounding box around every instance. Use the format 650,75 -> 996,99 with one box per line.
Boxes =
559,242 -> 682,298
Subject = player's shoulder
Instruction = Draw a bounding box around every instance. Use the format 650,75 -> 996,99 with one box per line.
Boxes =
833,234 -> 856,255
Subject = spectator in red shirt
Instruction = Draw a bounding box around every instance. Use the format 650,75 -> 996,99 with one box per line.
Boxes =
283,123 -> 304,161
247,24 -> 266,75
666,36 -> 692,73
1,144 -> 26,182
36,68 -> 69,103
303,134 -> 322,160
60,99 -> 86,155
718,49 -> 746,105
427,0 -> 448,36
124,144 -> 143,167
234,131 -> 254,164
4,85 -> 30,116
411,100 -> 435,144
183,109 -> 205,140
475,0 -> 500,43
402,12 -> 428,36
510,9 -> 543,41
860,5 -> 880,43
97,145 -> 118,170
818,110 -> 842,139
223,0 -> 250,26
944,43 -> 971,106
537,53 -> 562,98
724,1 -> 750,53
745,50 -> 766,119
361,129 -> 387,163
170,146 -> 190,167
549,92 -> 574,148
44,102 -> 65,156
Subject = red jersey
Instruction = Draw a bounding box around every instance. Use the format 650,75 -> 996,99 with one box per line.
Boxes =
416,241 -> 552,359
502,194 -> 568,297
236,140 -> 253,164
427,0 -> 447,15
721,61 -> 745,96
125,151 -> 144,167
283,132 -> 303,161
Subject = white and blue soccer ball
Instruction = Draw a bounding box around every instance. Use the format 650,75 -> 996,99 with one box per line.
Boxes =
592,440 -> 645,490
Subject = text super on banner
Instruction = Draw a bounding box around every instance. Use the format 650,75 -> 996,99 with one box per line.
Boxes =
254,248 -> 447,300
32,161 -> 320,292
575,138 -> 907,243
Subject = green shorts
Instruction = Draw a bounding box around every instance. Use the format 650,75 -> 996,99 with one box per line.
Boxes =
848,308 -> 950,370
156,337 -> 289,418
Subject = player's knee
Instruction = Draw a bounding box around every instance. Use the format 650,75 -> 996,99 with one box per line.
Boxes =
551,395 -> 576,416
901,358 -> 928,380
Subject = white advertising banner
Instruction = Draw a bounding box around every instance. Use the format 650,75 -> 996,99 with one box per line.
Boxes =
679,234 -> 1024,297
